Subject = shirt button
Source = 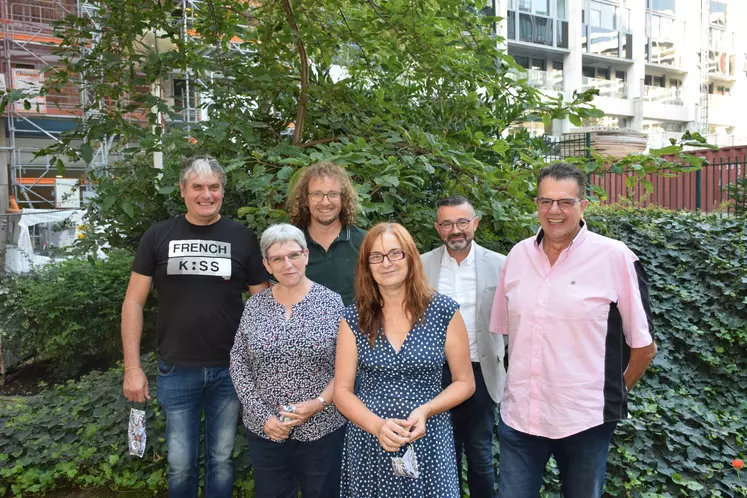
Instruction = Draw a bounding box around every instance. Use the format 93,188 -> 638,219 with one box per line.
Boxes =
534,352 -> 540,357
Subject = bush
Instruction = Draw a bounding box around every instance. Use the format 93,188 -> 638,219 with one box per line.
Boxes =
585,208 -> 747,497
0,354 -> 254,497
0,251 -> 157,376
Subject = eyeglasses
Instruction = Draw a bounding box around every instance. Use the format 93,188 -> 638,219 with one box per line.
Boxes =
536,198 -> 581,212
267,251 -> 305,265
308,191 -> 341,202
368,249 -> 407,264
436,218 -> 475,231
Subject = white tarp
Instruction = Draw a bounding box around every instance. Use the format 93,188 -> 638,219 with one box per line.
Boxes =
4,209 -> 86,274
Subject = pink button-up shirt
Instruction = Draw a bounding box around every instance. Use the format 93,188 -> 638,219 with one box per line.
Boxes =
490,222 -> 653,439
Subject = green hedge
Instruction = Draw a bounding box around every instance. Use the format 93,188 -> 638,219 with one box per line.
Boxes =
587,208 -> 747,497
0,354 -> 254,497
0,251 -> 157,376
1,208 -> 745,497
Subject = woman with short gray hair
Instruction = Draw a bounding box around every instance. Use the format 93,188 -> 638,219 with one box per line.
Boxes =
229,223 -> 346,498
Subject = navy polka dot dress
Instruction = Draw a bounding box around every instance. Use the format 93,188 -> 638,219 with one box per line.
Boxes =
340,293 -> 460,498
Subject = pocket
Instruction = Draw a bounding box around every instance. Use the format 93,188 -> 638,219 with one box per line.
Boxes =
157,359 -> 177,376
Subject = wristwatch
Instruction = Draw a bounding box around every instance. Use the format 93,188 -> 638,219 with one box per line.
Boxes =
317,396 -> 329,411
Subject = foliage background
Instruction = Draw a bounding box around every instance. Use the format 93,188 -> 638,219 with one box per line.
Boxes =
2,208 -> 746,497
0,251 -> 157,376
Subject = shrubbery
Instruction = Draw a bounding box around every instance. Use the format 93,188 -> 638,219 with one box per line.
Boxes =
0,353 -> 255,497
587,208 -> 747,497
1,209 -> 745,497
0,251 -> 157,376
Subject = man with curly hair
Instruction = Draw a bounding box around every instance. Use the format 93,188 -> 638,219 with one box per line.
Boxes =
289,162 -> 366,306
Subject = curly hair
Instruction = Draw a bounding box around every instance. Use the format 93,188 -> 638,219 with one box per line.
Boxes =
288,162 -> 359,228
355,222 -> 434,347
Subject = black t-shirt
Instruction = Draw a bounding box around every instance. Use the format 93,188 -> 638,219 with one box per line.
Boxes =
132,215 -> 268,366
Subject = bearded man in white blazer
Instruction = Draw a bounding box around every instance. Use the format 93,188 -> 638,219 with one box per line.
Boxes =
421,195 -> 507,498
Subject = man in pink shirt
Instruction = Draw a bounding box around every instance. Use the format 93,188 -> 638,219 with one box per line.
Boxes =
489,163 -> 657,498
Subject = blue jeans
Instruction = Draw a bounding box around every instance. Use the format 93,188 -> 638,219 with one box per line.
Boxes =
497,417 -> 618,498
246,426 -> 345,498
443,363 -> 496,498
156,359 -> 240,498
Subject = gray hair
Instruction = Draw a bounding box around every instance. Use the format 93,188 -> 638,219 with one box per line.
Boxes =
537,162 -> 587,199
180,156 -> 226,188
260,224 -> 308,260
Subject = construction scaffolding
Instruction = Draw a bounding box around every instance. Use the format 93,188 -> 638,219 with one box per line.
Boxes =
698,0 -> 710,135
0,0 -> 204,211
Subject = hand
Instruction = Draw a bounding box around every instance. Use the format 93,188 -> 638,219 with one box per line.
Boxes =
123,368 -> 150,403
263,416 -> 293,442
278,399 -> 323,428
406,404 -> 431,443
376,418 -> 412,453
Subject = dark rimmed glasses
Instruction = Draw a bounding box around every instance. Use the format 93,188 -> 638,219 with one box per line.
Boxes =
368,249 -> 406,264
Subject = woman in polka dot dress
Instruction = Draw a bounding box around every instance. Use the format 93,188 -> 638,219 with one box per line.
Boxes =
334,222 -> 476,498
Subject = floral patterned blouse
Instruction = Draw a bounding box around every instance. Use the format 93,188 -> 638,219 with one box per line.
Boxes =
229,282 -> 347,441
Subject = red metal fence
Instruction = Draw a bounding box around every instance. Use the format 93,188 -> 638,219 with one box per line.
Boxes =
583,144 -> 747,213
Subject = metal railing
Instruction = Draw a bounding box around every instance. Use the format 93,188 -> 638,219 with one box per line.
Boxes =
508,68 -> 563,92
589,157 -> 747,213
582,77 -> 627,98
543,134 -> 746,214
643,85 -> 683,105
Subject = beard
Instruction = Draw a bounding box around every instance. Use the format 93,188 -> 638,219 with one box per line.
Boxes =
311,209 -> 340,226
444,233 -> 472,251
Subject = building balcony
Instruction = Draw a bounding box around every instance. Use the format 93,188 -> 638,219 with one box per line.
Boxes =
1,0 -> 77,38
582,77 -> 626,99
508,69 -> 563,92
643,86 -> 683,105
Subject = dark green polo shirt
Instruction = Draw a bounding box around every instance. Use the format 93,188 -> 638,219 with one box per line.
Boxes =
304,225 -> 367,306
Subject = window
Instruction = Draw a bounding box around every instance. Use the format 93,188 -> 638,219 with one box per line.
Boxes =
582,66 -> 596,79
557,19 -> 568,48
648,0 -> 675,15
514,55 -> 530,69
669,78 -> 681,88
620,8 -> 630,32
710,1 -> 727,27
615,70 -> 626,81
519,0 -> 531,12
535,0 -> 549,16
531,58 -> 545,70
589,1 -> 601,27
600,3 -> 616,30
556,0 -> 566,20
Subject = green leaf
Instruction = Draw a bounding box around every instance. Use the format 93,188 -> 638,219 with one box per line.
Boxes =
568,114 -> 582,127
374,175 -> 400,187
121,200 -> 135,218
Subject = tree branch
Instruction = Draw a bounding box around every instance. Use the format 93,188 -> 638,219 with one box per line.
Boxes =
281,0 -> 309,146
338,7 -> 373,70
299,136 -> 342,148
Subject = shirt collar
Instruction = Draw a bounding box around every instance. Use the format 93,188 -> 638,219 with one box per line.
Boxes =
441,241 -> 476,266
535,220 -> 588,252
304,224 -> 349,246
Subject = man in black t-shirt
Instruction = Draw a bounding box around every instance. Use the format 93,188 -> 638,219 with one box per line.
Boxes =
122,156 -> 269,498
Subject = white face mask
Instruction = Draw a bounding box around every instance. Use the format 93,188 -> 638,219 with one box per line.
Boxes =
128,406 -> 147,458
391,444 -> 420,479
